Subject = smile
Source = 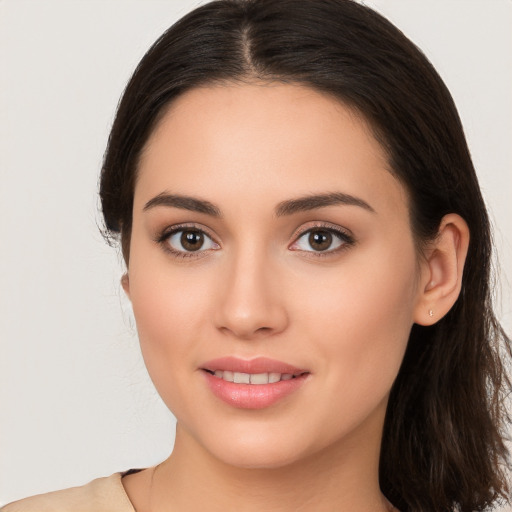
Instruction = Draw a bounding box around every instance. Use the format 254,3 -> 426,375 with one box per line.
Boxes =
206,370 -> 303,384
200,357 -> 310,409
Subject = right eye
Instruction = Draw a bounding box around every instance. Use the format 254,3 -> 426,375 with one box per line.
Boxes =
161,227 -> 220,257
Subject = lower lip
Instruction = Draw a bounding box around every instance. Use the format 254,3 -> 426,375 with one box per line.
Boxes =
202,371 -> 309,409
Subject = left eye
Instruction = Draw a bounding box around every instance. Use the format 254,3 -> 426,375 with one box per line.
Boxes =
166,229 -> 218,253
292,229 -> 350,253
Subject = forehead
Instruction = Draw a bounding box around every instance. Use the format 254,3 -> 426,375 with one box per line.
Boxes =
135,82 -> 408,219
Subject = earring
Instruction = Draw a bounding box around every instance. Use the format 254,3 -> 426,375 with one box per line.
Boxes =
428,309 -> 434,317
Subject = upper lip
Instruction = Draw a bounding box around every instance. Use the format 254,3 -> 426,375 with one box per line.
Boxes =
201,356 -> 308,375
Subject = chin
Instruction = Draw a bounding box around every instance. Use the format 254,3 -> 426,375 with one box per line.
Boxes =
192,422 -> 319,470
214,444 -> 306,470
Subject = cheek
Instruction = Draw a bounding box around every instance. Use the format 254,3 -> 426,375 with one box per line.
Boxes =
128,228 -> 213,343
299,238 -> 418,396
127,258 -> 214,404
132,275 -> 195,343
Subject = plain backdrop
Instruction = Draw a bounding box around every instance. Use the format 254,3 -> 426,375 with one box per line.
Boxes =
1,0 -> 511,508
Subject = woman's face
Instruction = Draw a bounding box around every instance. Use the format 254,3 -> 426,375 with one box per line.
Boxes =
126,83 -> 428,468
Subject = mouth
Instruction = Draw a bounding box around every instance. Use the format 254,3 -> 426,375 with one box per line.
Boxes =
200,357 -> 310,409
202,369 -> 307,384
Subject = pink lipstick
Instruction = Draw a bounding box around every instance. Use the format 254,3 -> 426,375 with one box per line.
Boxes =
200,357 -> 309,409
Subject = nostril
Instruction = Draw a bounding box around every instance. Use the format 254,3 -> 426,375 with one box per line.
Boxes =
256,326 -> 273,333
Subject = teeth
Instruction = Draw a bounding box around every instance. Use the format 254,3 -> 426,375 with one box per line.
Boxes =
210,371 -> 299,384
250,373 -> 269,384
269,372 -> 281,383
233,372 -> 250,384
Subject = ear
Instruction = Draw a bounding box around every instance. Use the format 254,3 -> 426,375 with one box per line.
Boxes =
414,213 -> 470,326
121,273 -> 131,299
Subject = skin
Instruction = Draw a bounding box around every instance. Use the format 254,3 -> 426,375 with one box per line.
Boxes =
121,82 -> 469,511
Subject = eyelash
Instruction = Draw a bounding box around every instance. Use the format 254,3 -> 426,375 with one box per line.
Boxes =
290,222 -> 355,258
155,222 -> 355,260
155,223 -> 218,260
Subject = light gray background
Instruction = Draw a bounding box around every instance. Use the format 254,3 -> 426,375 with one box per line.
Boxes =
1,0 -> 511,508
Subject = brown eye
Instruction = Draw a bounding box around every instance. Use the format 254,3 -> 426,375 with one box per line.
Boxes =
181,230 -> 204,251
165,228 -> 219,254
290,226 -> 353,254
308,230 -> 333,251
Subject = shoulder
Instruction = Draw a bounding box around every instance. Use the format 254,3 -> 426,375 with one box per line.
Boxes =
1,473 -> 135,512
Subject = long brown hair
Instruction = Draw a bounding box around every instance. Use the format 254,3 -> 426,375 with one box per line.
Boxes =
100,1 -> 512,510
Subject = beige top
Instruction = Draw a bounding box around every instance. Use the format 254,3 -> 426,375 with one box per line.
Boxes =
1,473 -> 136,512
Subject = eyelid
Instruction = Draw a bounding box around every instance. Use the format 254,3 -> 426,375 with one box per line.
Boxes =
155,222 -> 218,243
289,221 -> 355,255
290,221 -> 353,241
154,221 -> 354,259
155,222 -> 221,259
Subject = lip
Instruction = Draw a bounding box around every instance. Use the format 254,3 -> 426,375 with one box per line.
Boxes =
201,356 -> 307,375
200,357 -> 310,410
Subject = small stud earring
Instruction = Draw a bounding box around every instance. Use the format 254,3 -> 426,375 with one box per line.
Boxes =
428,309 -> 434,317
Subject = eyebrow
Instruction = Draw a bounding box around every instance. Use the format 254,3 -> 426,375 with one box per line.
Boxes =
143,191 -> 375,217
274,192 -> 375,217
143,193 -> 222,217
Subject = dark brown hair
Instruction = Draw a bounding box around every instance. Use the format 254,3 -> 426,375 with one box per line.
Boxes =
100,1 -> 511,510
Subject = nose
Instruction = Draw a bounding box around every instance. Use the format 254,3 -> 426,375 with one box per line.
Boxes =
213,249 -> 289,340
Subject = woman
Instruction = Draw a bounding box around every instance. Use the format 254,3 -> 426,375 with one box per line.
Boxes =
3,1 -> 510,511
